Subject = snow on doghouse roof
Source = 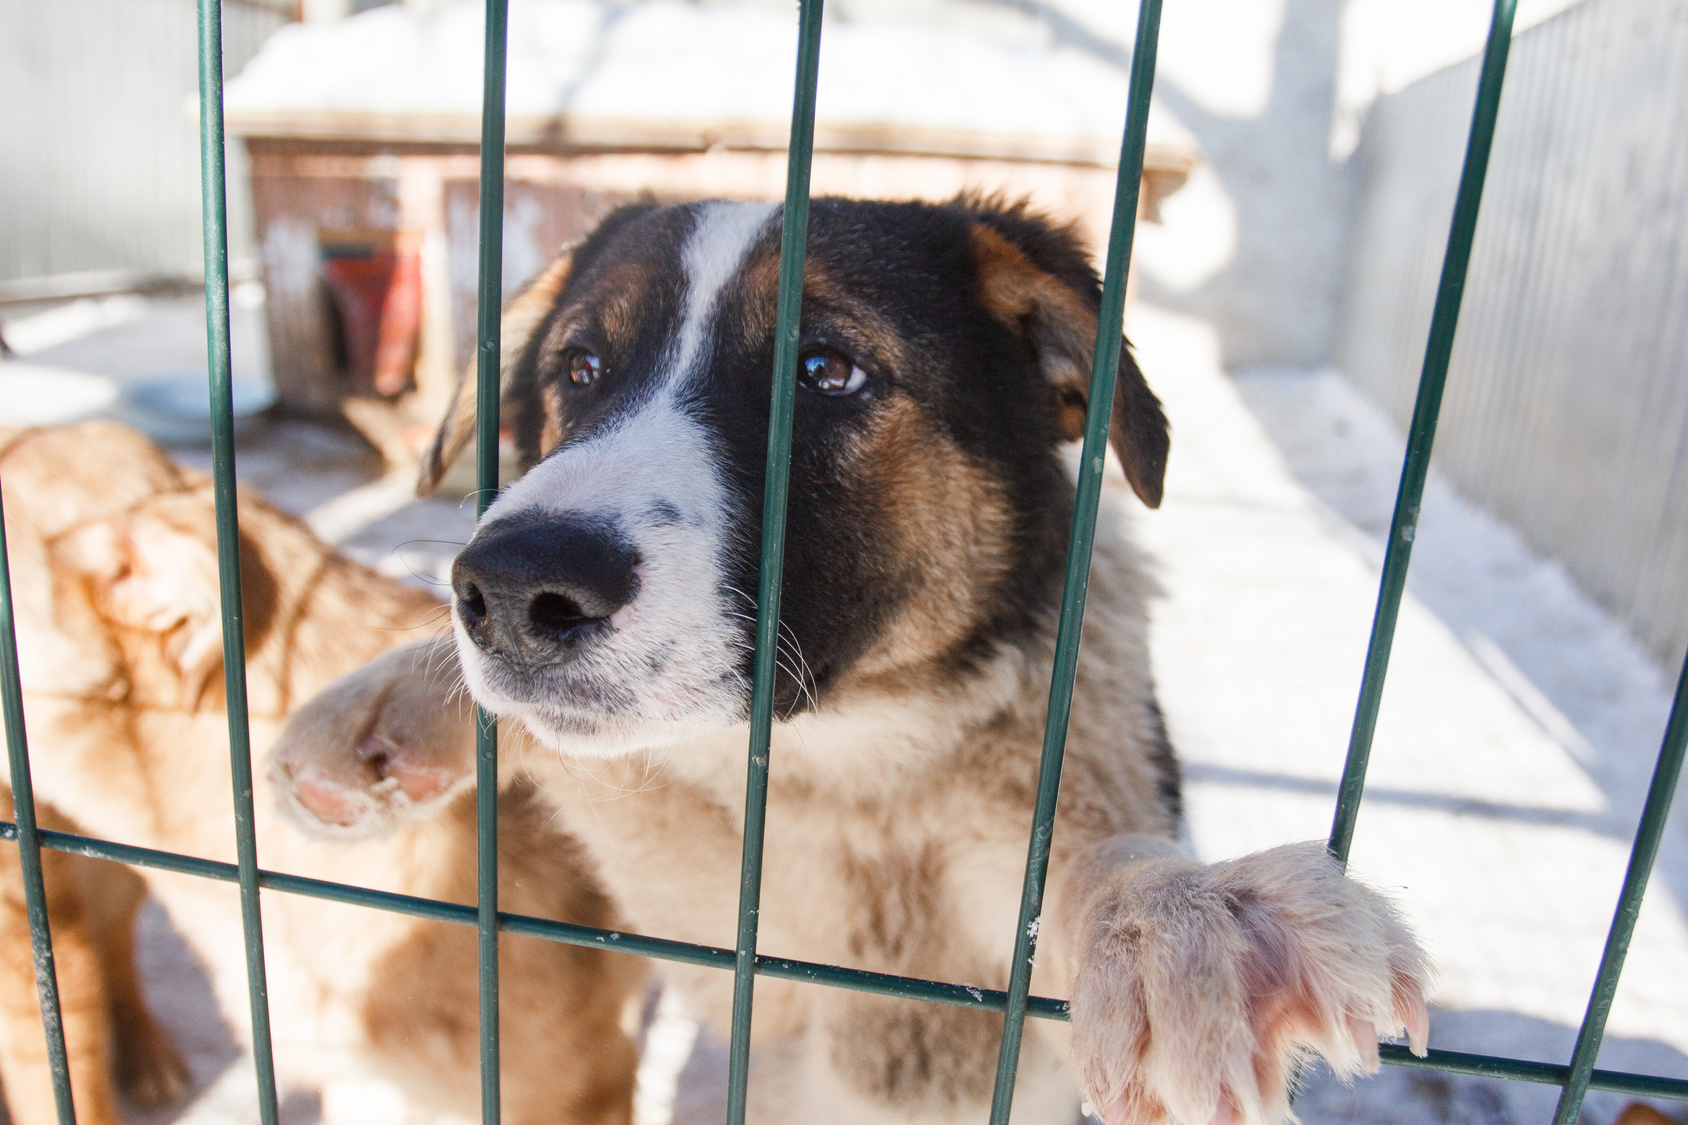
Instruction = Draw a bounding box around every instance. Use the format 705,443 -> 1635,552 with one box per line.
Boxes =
223,0 -> 1194,167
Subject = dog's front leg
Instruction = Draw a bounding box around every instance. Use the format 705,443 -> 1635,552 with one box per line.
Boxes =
1049,837 -> 1430,1125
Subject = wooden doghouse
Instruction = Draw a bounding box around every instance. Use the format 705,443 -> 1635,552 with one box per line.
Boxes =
225,1 -> 1196,471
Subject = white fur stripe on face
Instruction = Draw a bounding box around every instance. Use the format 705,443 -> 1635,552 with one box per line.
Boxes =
460,202 -> 780,756
670,201 -> 778,388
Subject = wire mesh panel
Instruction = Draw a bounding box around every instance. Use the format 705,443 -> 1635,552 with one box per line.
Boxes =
0,1 -> 1685,1125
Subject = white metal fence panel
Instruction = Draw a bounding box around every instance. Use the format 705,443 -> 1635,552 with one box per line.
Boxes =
1335,0 -> 1688,668
0,0 -> 285,296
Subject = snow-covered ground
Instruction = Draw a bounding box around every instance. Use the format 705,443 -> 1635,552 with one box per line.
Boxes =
1128,304 -> 1688,1125
1,293 -> 1683,1125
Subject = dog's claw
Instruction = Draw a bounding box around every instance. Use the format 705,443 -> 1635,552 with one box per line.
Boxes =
1348,1014 -> 1380,1072
1399,988 -> 1430,1057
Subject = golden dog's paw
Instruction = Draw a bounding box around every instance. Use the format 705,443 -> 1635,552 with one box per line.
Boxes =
1070,841 -> 1429,1125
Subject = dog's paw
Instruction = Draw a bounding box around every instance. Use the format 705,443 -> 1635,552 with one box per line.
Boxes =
1069,841 -> 1429,1125
270,640 -> 475,839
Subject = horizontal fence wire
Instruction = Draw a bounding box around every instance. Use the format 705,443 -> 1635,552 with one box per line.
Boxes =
2,820 -> 1682,1103
724,1 -> 826,1122
195,0 -> 281,1120
1329,0 -> 1518,867
986,1 -> 1164,1121
0,493 -> 76,1125
1377,1045 -> 1688,1101
472,0 -> 509,1121
0,823 -> 1068,1019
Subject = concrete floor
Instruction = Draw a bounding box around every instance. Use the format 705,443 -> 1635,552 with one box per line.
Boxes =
1,293 -> 1684,1125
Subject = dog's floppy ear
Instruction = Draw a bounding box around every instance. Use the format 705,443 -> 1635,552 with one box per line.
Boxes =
52,507 -> 276,710
417,249 -> 574,498
55,514 -> 223,707
969,220 -> 1169,508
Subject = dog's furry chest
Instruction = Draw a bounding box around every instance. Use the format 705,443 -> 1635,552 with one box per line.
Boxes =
524,659 -> 1165,999
524,708 -> 1116,1120
529,739 -> 1022,981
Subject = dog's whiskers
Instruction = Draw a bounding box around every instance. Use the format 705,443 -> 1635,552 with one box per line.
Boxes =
721,585 -> 816,717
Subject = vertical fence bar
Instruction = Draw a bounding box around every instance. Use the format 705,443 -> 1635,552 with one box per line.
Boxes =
985,3 -> 1163,1120
197,1 -> 281,1120
473,1 -> 509,1122
0,493 -> 77,1125
1328,0 -> 1517,866
724,1 -> 824,1121
1550,652 -> 1688,1124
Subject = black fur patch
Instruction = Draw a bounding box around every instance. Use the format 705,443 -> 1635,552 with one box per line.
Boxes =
484,196 -> 1169,721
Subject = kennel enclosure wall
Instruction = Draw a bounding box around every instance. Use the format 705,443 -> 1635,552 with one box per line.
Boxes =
2,4 -> 1687,1125
0,0 -> 287,301
1336,0 -> 1688,671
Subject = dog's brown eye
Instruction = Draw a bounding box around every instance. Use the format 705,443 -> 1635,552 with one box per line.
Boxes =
798,348 -> 866,396
566,350 -> 601,387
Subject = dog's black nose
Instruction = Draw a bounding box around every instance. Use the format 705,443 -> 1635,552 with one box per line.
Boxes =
452,513 -> 638,662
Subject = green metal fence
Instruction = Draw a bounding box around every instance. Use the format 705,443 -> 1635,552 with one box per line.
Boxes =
1,0 -> 1686,1123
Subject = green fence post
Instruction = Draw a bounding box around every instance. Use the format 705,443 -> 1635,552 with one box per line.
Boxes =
196,0 -> 281,1119
0,491 -> 78,1125
724,2 -> 825,1121
1551,651 -> 1688,1124
473,1 -> 510,1122
1328,0 -> 1518,866
985,2 -> 1163,1120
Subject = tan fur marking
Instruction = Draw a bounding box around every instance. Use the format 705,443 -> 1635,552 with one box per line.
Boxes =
419,250 -> 574,496
968,223 -> 1169,509
732,252 -> 919,384
524,257 -> 664,458
532,258 -> 653,367
539,381 -> 568,457
847,397 -> 1015,678
970,223 -> 1101,399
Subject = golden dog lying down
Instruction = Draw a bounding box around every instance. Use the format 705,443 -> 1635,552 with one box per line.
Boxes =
0,422 -> 643,1125
0,787 -> 186,1125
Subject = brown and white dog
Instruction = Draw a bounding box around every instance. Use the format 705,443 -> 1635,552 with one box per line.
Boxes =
283,197 -> 1432,1125
0,423 -> 643,1125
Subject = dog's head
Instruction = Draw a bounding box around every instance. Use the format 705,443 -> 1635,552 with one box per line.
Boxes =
1,423 -> 375,718
0,424 -> 205,706
425,197 -> 1168,757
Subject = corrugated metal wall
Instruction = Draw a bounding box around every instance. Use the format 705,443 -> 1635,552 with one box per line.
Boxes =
0,0 -> 286,292
1335,0 -> 1688,667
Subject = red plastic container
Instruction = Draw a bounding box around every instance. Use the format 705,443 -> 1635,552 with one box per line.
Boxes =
319,229 -> 423,397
